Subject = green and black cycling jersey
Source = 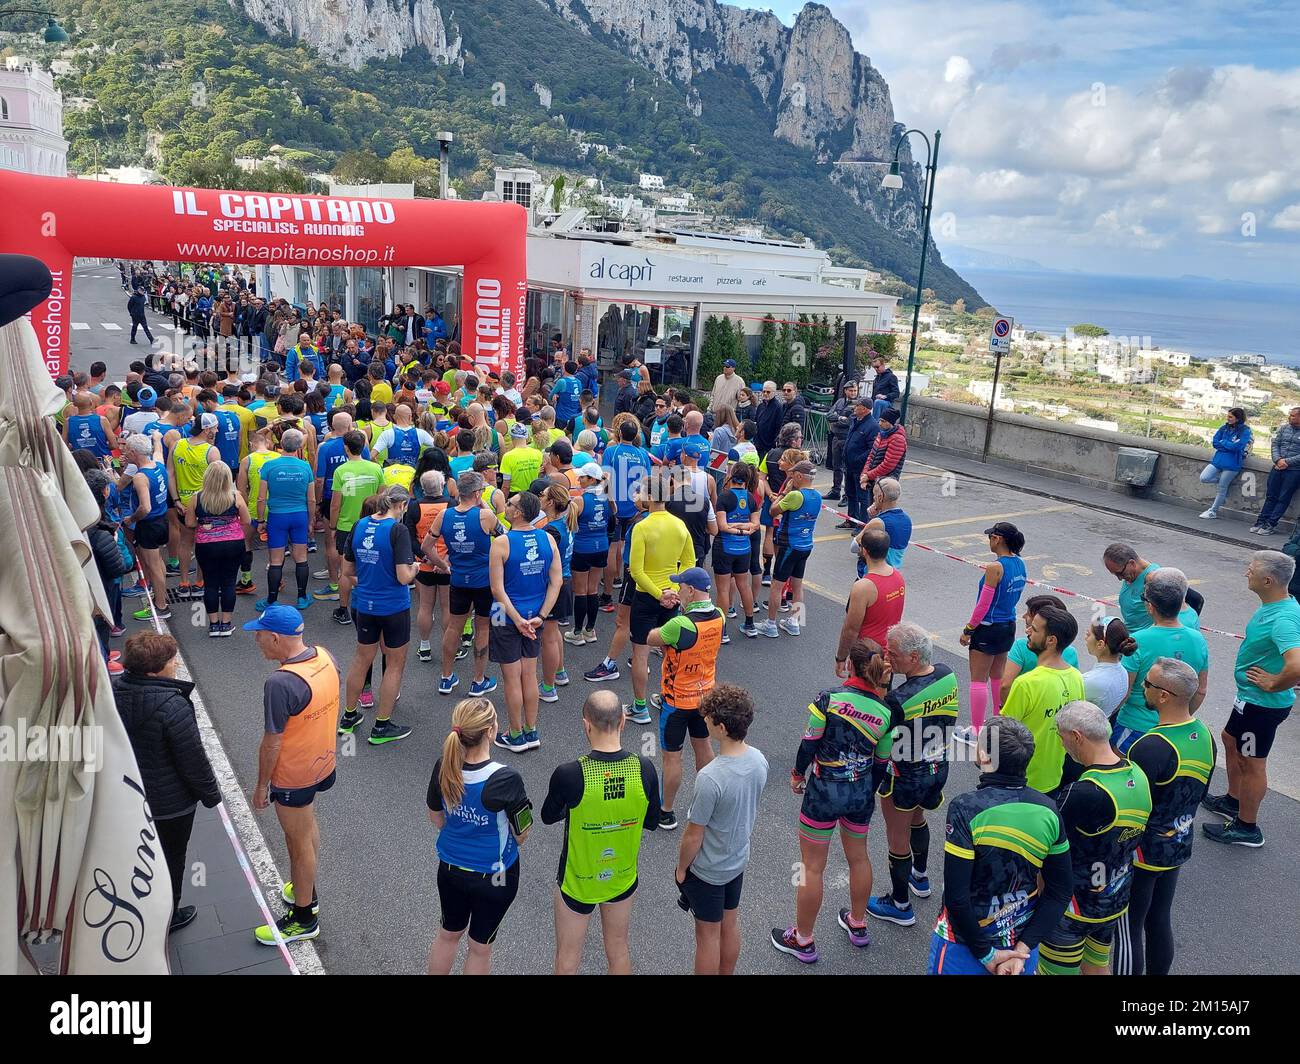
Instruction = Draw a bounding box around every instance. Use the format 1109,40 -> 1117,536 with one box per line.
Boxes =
1054,759 -> 1152,922
884,664 -> 958,779
795,679 -> 894,786
1128,719 -> 1215,871
935,772 -> 1073,954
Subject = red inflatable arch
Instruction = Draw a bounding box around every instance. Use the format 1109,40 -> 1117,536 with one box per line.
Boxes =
0,171 -> 527,380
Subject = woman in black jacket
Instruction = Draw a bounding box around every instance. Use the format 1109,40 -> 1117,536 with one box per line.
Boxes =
113,632 -> 222,932
83,468 -> 133,667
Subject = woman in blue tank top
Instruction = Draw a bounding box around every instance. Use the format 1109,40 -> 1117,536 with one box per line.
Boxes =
538,482 -> 578,701
427,697 -> 530,975
958,521 -> 1028,744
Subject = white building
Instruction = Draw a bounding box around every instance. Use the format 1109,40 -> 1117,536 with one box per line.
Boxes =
1263,366 -> 1299,386
1212,366 -> 1253,389
76,166 -> 162,184
1147,350 -> 1192,368
0,58 -> 68,177
638,173 -> 664,191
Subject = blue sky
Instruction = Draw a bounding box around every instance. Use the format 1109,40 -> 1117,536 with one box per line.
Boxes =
739,2 -> 1300,283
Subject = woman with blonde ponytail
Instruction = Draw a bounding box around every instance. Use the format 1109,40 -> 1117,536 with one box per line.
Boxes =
426,697 -> 531,974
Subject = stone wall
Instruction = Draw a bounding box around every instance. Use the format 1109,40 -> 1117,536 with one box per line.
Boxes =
906,395 -> 1276,525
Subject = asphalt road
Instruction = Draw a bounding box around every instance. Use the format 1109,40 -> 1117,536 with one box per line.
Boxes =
66,262 -> 1299,975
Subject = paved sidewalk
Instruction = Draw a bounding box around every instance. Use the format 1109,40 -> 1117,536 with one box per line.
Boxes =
165,804 -> 294,975
906,442 -> 1264,550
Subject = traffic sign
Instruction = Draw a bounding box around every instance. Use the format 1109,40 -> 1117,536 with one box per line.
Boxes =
990,315 -> 1014,355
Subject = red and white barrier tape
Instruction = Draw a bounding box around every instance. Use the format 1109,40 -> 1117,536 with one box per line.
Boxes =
130,561 -> 301,972
817,501 -> 1246,642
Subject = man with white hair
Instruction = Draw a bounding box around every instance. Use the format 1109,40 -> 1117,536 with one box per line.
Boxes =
1038,701 -> 1151,975
122,431 -> 173,621
1113,568 -> 1208,756
257,427 -> 316,611
1116,657 -> 1214,975
857,476 -> 911,574
1202,549 -> 1300,848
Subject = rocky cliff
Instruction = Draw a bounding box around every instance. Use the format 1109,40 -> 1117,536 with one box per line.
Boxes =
234,0 -> 463,70
542,0 -> 904,168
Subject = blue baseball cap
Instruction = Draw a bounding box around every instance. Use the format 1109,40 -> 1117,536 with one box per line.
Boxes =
670,567 -> 712,592
682,440 -> 708,460
723,359 -> 736,368
137,386 -> 157,409
242,604 -> 305,635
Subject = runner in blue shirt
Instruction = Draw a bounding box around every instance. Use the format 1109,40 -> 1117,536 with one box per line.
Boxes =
314,411 -> 370,601
601,420 -> 652,607
568,467 -> 609,644
256,428 -> 316,612
549,362 -> 583,435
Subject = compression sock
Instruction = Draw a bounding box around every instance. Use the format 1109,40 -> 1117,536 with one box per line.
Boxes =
240,551 -> 253,579
888,851 -> 913,907
296,561 -> 309,598
969,681 -> 990,731
266,564 -> 283,604
583,594 -> 597,630
990,676 -> 1003,712
911,822 -> 931,875
762,554 -> 773,577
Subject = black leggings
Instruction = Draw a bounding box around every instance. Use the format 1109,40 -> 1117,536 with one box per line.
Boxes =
195,540 -> 245,614
1114,865 -> 1180,975
155,809 -> 196,911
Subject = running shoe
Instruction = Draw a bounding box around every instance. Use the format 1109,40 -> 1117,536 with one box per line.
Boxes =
834,519 -> 857,530
438,674 -> 460,696
315,585 -> 340,601
867,895 -> 915,927
727,605 -> 737,619
177,583 -> 198,600
1258,524 -> 1278,535
598,594 -> 613,609
523,729 -> 541,751
235,579 -> 256,595
563,630 -> 586,646
254,912 -> 319,945
779,598 -> 793,614
253,598 -> 271,613
650,694 -> 662,711
658,810 -> 679,830
909,872 -> 933,898
455,642 -> 470,661
296,594 -> 313,610
720,630 -> 731,645
1199,508 -> 1217,520
1201,793 -> 1239,820
612,578 -> 623,589
538,683 -> 559,703
584,661 -> 620,681
208,622 -> 220,638
417,645 -> 433,663
469,677 -> 497,696
756,620 -> 780,638
312,568 -> 331,580
742,620 -> 758,638
169,905 -> 197,932
1202,819 -> 1264,847
133,605 -> 171,621
306,540 -> 318,553
494,731 -> 529,754
279,882 -> 320,915
823,491 -> 841,501
332,606 -> 352,625
109,650 -> 121,662
838,909 -> 872,946
107,659 -> 124,675
165,559 -> 180,575
778,618 -> 801,636
109,625 -> 127,638
770,927 -> 818,964
358,690 -> 375,710
599,599 -> 616,614
121,582 -> 149,598
216,622 -> 232,638
368,718 -> 413,745
585,628 -> 599,644
623,702 -> 652,725
761,574 -> 772,587
555,669 -> 571,687
338,709 -> 364,734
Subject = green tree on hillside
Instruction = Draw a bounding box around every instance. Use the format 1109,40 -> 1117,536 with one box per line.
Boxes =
1073,323 -> 1109,337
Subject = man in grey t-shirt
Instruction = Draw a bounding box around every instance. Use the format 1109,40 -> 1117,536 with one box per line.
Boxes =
675,684 -> 769,976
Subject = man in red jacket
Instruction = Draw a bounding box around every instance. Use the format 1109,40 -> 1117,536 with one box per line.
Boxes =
860,407 -> 907,492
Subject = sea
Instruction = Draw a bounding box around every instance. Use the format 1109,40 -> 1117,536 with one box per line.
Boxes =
958,269 -> 1300,365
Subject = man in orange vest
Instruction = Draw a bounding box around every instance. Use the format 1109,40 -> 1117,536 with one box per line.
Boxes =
245,604 -> 341,945
649,568 -> 725,830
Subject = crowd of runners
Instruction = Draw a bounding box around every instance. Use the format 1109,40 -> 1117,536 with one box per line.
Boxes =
63,272 -> 1300,976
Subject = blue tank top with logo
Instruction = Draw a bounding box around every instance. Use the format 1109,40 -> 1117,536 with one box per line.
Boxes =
308,411 -> 329,439
499,526 -> 554,620
442,506 -> 493,588
782,488 -> 822,551
351,515 -> 410,615
981,554 -> 1027,624
547,517 -> 574,579
213,409 -> 242,468
68,414 -> 112,458
141,463 -> 170,519
721,488 -> 753,555
387,426 -> 422,467
435,762 -> 519,874
573,490 -> 609,554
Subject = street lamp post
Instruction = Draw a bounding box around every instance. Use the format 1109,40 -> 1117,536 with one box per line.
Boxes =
0,8 -> 70,42
882,128 -> 941,426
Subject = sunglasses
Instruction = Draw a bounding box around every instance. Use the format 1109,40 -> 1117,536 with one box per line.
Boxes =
1142,676 -> 1174,696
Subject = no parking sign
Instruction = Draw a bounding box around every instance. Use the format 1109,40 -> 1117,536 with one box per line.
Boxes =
990,315 -> 1014,355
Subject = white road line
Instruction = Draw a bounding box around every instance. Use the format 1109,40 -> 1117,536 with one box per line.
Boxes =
72,322 -> 90,331
100,322 -> 121,330
172,642 -> 326,975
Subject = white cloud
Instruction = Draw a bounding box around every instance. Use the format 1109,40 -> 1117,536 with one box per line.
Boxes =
1273,205 -> 1300,231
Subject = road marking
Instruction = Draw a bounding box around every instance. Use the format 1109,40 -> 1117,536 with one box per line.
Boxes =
912,503 -> 1075,531
100,322 -> 121,330
72,322 -> 90,330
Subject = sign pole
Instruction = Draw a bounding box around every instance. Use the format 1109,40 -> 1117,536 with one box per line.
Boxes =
983,315 -> 1013,461
982,351 -> 1003,461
